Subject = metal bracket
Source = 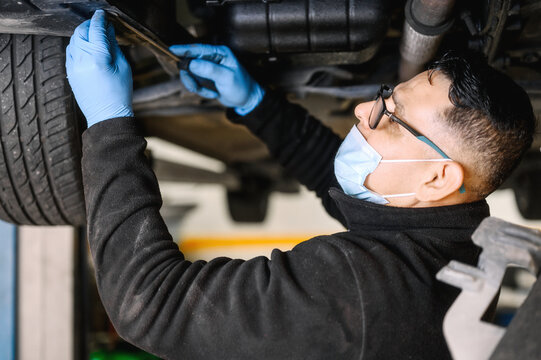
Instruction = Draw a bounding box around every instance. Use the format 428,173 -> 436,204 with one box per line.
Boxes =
436,217 -> 541,360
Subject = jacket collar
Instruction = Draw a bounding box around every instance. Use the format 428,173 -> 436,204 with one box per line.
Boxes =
329,187 -> 490,231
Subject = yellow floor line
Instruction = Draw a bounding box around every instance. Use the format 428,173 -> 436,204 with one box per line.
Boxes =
179,236 -> 310,252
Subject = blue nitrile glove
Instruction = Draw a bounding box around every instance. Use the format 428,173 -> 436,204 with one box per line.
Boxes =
66,10 -> 133,127
169,44 -> 264,115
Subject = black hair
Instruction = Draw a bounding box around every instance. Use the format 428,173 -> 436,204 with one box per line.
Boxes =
428,51 -> 537,197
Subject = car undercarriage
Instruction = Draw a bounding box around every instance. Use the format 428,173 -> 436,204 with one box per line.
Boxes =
0,0 -> 540,225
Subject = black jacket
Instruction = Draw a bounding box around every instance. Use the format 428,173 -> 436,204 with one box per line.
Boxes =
81,91 -> 489,360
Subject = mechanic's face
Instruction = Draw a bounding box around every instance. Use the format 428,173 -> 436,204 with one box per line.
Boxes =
354,70 -> 453,206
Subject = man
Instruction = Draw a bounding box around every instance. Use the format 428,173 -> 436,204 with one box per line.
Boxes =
66,10 -> 535,360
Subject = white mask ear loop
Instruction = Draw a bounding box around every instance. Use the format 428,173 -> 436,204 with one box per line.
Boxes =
380,192 -> 416,198
377,158 -> 452,198
380,159 -> 453,163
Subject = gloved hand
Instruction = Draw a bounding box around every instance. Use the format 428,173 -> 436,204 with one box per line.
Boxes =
169,44 -> 265,115
66,9 -> 134,128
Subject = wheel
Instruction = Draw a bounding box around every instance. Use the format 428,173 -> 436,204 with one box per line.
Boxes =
227,189 -> 270,223
0,34 -> 86,225
513,169 -> 541,220
227,175 -> 271,223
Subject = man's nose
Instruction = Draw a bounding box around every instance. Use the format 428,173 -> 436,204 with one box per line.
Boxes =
354,101 -> 374,131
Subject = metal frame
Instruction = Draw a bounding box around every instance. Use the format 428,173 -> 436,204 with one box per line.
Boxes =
0,221 -> 16,360
437,217 -> 541,360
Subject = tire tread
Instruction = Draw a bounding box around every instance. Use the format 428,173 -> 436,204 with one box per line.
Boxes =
0,33 -> 86,225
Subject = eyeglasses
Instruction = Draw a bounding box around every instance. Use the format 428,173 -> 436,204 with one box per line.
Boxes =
369,84 -> 465,193
369,84 -> 450,159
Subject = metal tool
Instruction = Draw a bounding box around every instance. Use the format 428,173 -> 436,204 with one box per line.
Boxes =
436,217 -> 541,360
106,10 -> 218,92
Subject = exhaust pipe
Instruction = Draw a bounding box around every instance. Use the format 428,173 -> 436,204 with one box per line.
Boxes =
399,0 -> 456,81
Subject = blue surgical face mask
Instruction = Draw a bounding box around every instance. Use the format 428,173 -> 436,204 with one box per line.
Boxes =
334,125 -> 452,205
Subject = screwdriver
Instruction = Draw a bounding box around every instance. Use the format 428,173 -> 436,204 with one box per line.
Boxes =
106,10 -> 218,92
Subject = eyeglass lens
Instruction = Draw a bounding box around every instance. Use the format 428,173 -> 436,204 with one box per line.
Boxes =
369,94 -> 385,129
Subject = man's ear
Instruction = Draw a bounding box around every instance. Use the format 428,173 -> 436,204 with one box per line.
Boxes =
415,162 -> 464,202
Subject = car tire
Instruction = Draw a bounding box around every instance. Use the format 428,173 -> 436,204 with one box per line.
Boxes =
0,34 -> 86,226
513,169 -> 541,220
227,175 -> 271,223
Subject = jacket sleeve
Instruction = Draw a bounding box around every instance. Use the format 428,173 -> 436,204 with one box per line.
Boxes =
226,91 -> 346,226
81,118 -> 362,360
